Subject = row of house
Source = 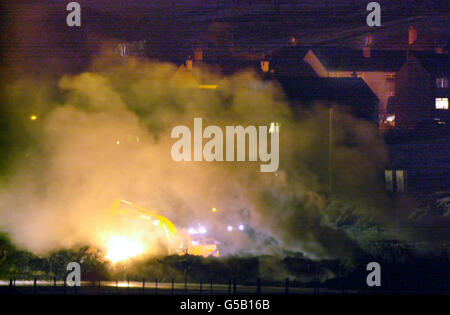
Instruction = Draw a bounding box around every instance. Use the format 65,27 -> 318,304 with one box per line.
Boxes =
174,35 -> 448,192
170,21 -> 449,128
115,30 -> 449,192
130,25 -> 446,130
159,47 -> 379,121
271,45 -> 448,129
165,41 -> 448,130
171,49 -> 449,192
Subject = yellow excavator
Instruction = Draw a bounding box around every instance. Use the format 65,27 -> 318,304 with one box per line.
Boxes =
100,199 -> 219,263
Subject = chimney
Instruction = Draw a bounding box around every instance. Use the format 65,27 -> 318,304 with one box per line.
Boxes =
363,46 -> 371,58
194,48 -> 203,61
408,26 -> 417,45
290,36 -> 297,46
260,60 -> 270,72
365,33 -> 373,46
186,57 -> 193,71
363,33 -> 372,58
435,46 -> 444,54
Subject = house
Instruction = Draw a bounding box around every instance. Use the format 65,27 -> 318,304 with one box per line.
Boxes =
268,44 -> 405,122
302,47 -> 406,125
184,48 -> 261,76
390,51 -> 449,129
170,48 -> 263,90
170,64 -> 200,89
387,137 -> 450,192
174,47 -> 378,121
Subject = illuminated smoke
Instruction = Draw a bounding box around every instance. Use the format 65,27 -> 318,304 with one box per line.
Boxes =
0,51 -> 390,260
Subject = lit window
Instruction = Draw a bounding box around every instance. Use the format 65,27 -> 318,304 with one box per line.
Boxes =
435,98 -> 449,110
386,73 -> 396,82
386,115 -> 395,122
436,78 -> 448,89
384,114 -> 395,127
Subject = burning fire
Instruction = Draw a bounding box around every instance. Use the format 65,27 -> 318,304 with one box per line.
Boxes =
105,235 -> 144,263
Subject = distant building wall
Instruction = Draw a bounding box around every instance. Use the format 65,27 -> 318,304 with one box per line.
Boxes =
389,138 -> 450,192
361,72 -> 396,114
326,71 -> 395,113
304,50 -> 395,117
393,56 -> 434,129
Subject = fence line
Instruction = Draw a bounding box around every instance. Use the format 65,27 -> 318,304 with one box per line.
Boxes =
2,276 -> 448,295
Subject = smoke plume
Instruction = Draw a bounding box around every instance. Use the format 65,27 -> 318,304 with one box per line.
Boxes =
0,52 -> 390,261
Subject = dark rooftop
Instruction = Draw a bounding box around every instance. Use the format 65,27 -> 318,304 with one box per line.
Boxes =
270,46 -> 317,77
410,51 -> 450,77
193,59 -> 261,76
275,76 -> 379,120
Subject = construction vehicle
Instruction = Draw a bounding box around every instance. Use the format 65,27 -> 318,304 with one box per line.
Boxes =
100,199 -> 219,263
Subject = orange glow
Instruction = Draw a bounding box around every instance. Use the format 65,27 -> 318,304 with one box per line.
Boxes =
102,200 -> 219,261
198,85 -> 218,90
105,235 -> 144,263
188,243 -> 219,257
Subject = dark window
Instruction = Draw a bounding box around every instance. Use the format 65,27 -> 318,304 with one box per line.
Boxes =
436,78 -> 448,89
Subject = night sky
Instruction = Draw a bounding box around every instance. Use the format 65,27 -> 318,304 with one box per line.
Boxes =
1,0 -> 448,74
